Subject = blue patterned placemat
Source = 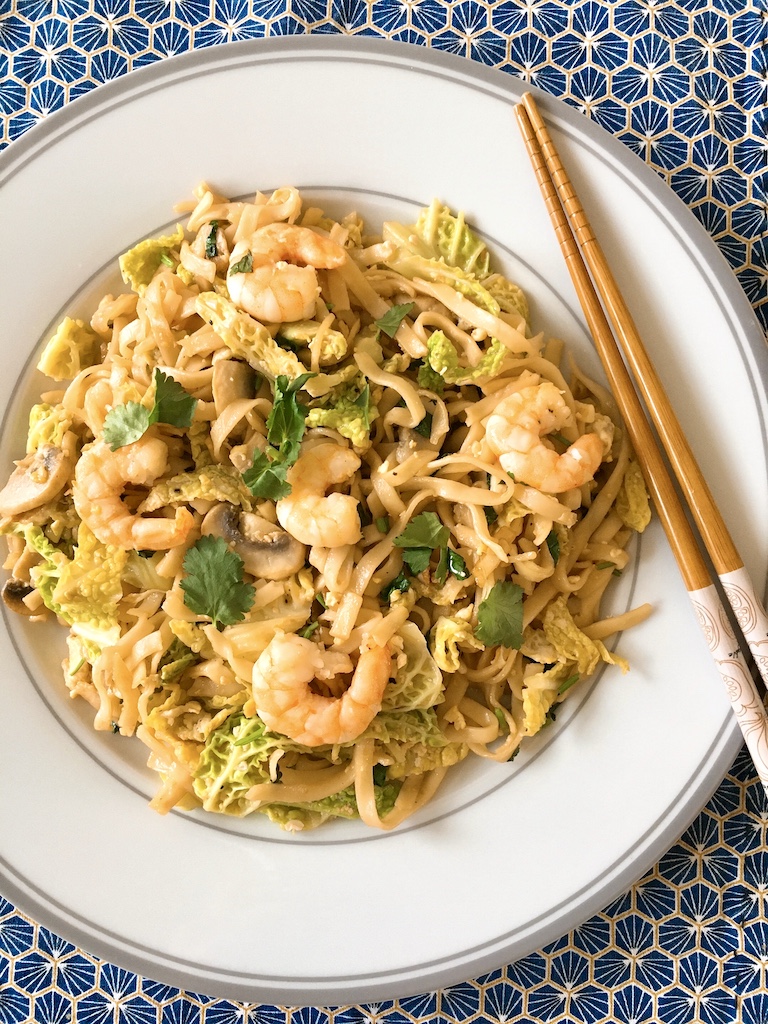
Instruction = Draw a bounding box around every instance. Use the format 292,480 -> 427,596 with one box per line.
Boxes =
1,2 -> 767,1022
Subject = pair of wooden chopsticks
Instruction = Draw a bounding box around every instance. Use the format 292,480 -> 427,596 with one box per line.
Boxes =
516,92 -> 768,792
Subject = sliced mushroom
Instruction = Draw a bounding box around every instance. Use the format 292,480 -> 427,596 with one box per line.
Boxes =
202,503 -> 306,580
212,359 -> 257,417
2,577 -> 35,617
0,444 -> 72,517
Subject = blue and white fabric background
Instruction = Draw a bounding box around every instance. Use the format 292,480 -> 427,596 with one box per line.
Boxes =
1,2 -> 767,1022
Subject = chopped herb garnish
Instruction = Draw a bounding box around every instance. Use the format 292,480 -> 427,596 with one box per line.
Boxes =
558,673 -> 580,694
229,251 -> 253,275
205,221 -> 219,259
180,535 -> 255,629
380,571 -> 411,602
435,546 -> 470,585
475,580 -> 524,649
102,368 -> 198,450
414,412 -> 433,439
596,561 -> 615,570
484,506 -> 498,526
546,529 -> 560,564
315,592 -> 327,609
242,373 -> 314,500
550,432 -> 571,447
374,302 -> 414,338
395,512 -> 468,584
376,516 -> 390,534
159,252 -> 175,268
394,512 -> 447,576
298,621 -> 320,639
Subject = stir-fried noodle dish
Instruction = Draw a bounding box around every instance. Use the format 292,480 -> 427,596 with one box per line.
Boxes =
0,185 -> 652,831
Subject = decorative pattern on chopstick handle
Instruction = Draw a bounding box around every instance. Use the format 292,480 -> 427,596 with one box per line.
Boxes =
719,566 -> 768,689
690,583 -> 768,788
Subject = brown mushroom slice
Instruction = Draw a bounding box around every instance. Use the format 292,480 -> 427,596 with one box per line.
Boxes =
212,359 -> 257,417
2,578 -> 36,617
202,503 -> 306,580
0,444 -> 72,517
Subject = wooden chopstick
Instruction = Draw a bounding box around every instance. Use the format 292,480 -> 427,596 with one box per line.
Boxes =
518,92 -> 768,692
515,95 -> 768,791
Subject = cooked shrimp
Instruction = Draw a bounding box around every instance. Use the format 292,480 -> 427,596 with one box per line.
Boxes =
227,223 -> 347,323
251,631 -> 392,746
73,437 -> 194,550
485,381 -> 604,493
276,442 -> 361,548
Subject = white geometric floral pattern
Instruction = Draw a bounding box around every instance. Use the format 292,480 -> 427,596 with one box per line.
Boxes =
1,2 -> 767,1022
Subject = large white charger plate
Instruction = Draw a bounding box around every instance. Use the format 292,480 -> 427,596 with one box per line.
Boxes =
0,38 -> 766,1004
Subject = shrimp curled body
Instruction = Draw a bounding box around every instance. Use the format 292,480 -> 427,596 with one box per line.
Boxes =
485,381 -> 604,493
251,632 -> 392,746
228,223 -> 347,323
73,437 -> 194,550
276,442 -> 362,548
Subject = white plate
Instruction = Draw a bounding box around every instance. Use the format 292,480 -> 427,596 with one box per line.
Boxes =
0,38 -> 766,1004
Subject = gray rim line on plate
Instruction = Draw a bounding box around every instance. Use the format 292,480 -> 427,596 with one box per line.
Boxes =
0,37 -> 763,994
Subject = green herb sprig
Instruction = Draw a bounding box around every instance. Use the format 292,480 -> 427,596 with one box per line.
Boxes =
475,580 -> 524,649
102,368 -> 198,450
180,536 -> 255,629
393,511 -> 469,583
242,373 -> 314,500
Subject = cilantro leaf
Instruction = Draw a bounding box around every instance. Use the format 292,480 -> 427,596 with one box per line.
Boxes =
402,547 -> 432,575
546,529 -> 560,565
242,374 -> 314,500
180,535 -> 255,629
395,513 -> 469,582
434,545 -> 450,585
475,581 -> 524,648
153,369 -> 198,428
101,369 -> 197,450
230,251 -> 253,274
394,512 -> 449,552
242,449 -> 293,500
102,402 -> 152,450
434,545 -> 470,585
380,571 -> 411,601
414,412 -> 433,438
447,547 -> 470,580
374,302 -> 414,338
266,374 -> 314,449
205,221 -> 219,259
